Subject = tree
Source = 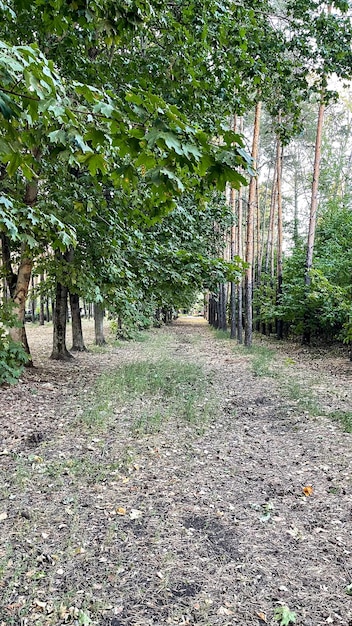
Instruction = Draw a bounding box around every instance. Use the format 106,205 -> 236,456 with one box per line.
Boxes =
244,101 -> 262,347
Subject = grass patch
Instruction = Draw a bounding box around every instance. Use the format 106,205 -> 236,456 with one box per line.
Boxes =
282,378 -> 321,416
213,329 -> 232,340
133,409 -> 166,435
329,410 -> 352,433
78,398 -> 112,428
79,358 -> 217,434
44,457 -> 121,483
248,345 -> 276,377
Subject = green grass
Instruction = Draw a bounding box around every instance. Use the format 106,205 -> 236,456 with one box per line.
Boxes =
329,410 -> 352,433
78,358 -> 217,434
247,344 -> 276,377
213,329 -> 232,340
132,409 -> 166,435
282,378 -> 321,416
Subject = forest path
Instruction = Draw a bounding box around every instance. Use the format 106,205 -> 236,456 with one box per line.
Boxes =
1,317 -> 352,626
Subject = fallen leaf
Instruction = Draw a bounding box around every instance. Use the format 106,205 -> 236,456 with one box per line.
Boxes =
33,599 -> 46,610
0,512 -> 8,522
302,485 -> 313,496
116,507 -> 126,516
59,605 -> 69,619
257,612 -> 267,622
217,606 -> 234,616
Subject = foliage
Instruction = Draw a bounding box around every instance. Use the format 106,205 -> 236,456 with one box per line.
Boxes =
0,302 -> 28,384
256,203 -> 352,344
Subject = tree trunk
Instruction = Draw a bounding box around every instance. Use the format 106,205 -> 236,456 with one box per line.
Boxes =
237,169 -> 244,344
302,100 -> 325,345
218,283 -> 227,331
293,148 -> 299,247
94,303 -> 106,345
264,149 -> 277,275
244,101 -> 262,347
276,133 -> 284,340
1,177 -> 38,362
46,297 -> 50,322
229,183 -> 237,338
9,248 -> 33,363
39,274 -> 45,325
69,292 -> 87,351
30,275 -> 36,323
50,282 -> 73,360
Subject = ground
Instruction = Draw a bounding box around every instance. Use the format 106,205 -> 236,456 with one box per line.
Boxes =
1,317 -> 352,626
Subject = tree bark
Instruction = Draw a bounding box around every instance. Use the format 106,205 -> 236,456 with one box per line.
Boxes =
237,169 -> 244,344
218,283 -> 227,331
50,281 -> 73,360
94,303 -> 106,345
39,274 -> 45,325
264,149 -> 277,275
69,292 -> 87,351
244,101 -> 262,347
276,132 -> 284,340
46,297 -> 50,323
50,248 -> 74,360
229,182 -> 237,338
1,178 -> 39,362
30,275 -> 36,323
302,100 -> 325,345
8,246 -> 33,363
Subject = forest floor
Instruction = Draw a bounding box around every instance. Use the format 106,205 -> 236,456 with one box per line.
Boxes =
1,317 -> 352,626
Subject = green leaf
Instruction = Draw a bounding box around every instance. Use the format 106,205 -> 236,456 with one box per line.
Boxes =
274,605 -> 297,626
159,168 -> 185,192
86,153 -> 107,176
84,129 -> 107,147
48,129 -> 67,144
0,93 -> 19,120
6,152 -> 22,176
163,132 -> 183,155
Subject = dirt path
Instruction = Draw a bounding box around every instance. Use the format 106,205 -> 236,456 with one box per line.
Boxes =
1,318 -> 352,626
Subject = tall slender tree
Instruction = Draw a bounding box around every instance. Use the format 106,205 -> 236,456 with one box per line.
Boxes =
244,101 -> 262,347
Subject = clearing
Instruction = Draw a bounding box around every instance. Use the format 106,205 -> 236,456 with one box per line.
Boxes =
1,317 -> 352,626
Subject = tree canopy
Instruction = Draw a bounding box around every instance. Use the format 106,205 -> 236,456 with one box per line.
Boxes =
1,0 -> 352,379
